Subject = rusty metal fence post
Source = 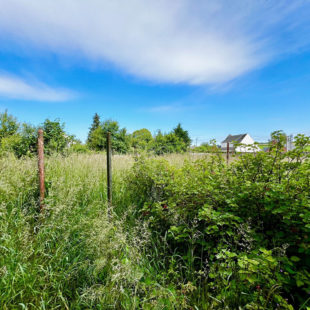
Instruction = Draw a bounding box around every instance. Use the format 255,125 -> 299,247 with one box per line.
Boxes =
106,132 -> 112,209
226,142 -> 229,165
37,128 -> 45,211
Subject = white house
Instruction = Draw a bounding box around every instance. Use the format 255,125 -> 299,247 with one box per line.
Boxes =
221,134 -> 260,153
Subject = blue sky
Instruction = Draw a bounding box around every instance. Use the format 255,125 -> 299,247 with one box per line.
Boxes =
0,1 -> 310,144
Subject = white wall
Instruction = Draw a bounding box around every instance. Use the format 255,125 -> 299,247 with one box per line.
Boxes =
221,134 -> 260,152
241,134 -> 254,145
235,145 -> 260,152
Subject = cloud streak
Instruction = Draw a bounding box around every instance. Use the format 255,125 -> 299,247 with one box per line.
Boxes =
0,0 -> 309,85
0,74 -> 74,102
146,104 -> 184,113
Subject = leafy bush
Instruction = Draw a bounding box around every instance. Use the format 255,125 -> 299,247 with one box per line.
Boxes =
127,132 -> 310,309
150,131 -> 187,155
0,110 -> 19,140
131,128 -> 153,151
68,142 -> 90,154
0,111 -> 79,157
42,119 -> 74,154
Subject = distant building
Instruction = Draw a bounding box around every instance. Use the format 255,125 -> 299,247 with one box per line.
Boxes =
221,133 -> 260,153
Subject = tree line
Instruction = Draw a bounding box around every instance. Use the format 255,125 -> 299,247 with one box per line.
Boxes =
86,113 -> 191,154
0,111 -> 191,157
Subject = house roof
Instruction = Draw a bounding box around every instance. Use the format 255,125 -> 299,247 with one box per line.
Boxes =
222,134 -> 247,144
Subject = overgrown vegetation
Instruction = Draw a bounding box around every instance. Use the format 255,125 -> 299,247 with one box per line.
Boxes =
128,132 -> 310,309
0,130 -> 309,309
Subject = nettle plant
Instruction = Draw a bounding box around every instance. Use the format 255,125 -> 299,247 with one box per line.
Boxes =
128,131 -> 310,309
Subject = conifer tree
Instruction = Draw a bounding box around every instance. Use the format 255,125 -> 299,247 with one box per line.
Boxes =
87,113 -> 100,145
173,123 -> 191,148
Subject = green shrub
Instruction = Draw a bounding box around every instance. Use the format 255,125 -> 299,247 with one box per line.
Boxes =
127,133 -> 310,309
68,142 -> 90,153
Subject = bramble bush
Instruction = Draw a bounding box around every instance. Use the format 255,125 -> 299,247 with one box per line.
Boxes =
127,131 -> 310,309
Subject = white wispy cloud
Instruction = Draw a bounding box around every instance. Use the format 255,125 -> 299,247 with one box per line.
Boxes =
145,100 -> 205,113
0,0 -> 309,85
0,74 -> 74,101
147,104 -> 183,113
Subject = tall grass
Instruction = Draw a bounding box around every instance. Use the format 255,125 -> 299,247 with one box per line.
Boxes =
0,153 -> 189,309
